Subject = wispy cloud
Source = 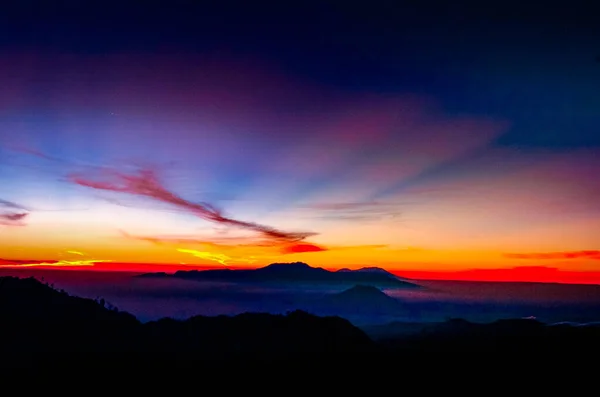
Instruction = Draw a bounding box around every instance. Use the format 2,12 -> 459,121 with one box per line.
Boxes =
69,168 -> 327,253
279,243 -> 327,254
503,250 -> 600,260
0,199 -> 29,226
0,258 -> 111,268
176,248 -> 259,266
121,229 -> 380,258
120,230 -> 327,258
297,200 -> 403,222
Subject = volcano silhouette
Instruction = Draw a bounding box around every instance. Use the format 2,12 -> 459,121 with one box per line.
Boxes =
140,262 -> 421,289
319,284 -> 404,314
337,267 -> 411,280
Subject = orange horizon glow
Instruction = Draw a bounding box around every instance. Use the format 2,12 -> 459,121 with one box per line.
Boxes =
2,219 -> 599,284
1,255 -> 600,285
1,54 -> 599,286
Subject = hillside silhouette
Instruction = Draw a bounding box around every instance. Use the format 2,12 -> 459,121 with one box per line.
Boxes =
0,276 -> 373,356
372,317 -> 600,354
139,262 -> 421,289
2,275 -> 600,363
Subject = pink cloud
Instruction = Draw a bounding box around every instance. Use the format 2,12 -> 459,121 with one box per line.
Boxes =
0,199 -> 29,226
69,167 -> 327,253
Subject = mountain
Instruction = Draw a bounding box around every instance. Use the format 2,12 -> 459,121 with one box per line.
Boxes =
337,266 -> 410,280
0,276 -> 374,356
3,275 -> 600,365
0,276 -> 141,352
138,262 -> 422,289
319,285 -> 404,314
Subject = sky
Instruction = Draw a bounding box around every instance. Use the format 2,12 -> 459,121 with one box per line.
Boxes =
0,1 -> 599,283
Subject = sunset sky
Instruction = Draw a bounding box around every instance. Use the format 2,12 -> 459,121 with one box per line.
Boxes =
1,2 -> 599,283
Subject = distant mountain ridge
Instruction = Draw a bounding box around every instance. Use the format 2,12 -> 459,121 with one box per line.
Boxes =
337,267 -> 409,280
138,262 -> 422,289
319,284 -> 404,313
3,276 -> 600,361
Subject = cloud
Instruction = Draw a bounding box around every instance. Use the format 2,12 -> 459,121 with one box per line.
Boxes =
0,199 -> 29,226
70,168 -> 315,239
0,194 -> 97,226
120,230 -> 390,261
280,243 -> 327,254
0,258 -> 45,266
0,199 -> 29,210
0,258 -> 111,268
297,200 -> 403,222
176,248 -> 259,266
120,229 -> 328,259
119,229 -> 275,247
67,168 -> 327,254
0,249 -> 113,268
2,55 -> 507,227
121,231 -> 326,265
120,230 -> 274,251
503,251 -> 600,260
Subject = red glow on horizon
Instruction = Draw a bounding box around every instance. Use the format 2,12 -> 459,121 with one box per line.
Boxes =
281,243 -> 327,254
392,267 -> 600,285
1,258 -> 599,285
0,262 -> 239,274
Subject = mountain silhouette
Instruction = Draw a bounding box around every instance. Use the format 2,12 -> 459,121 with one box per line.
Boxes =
319,284 -> 404,314
0,276 -> 140,352
327,284 -> 398,303
0,276 -> 374,356
2,275 -> 600,367
139,262 -> 421,289
337,266 -> 410,280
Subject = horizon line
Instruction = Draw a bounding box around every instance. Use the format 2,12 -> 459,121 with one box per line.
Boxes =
1,259 -> 600,286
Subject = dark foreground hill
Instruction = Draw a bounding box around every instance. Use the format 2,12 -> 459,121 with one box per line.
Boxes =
2,276 -> 600,365
0,276 -> 373,356
370,317 -> 600,354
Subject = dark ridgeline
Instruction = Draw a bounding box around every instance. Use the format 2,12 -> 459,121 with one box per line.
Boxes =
138,262 -> 421,289
372,318 -> 600,355
0,276 -> 373,357
1,275 -> 600,369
